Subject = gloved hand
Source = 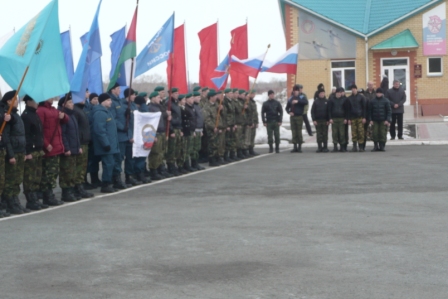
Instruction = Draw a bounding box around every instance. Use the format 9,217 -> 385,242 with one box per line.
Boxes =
104,145 -> 111,152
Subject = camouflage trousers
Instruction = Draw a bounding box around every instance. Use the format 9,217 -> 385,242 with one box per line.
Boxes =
75,144 -> 88,185
372,121 -> 388,143
250,126 -> 257,147
206,129 -> 219,158
315,120 -> 329,143
235,125 -> 245,149
177,135 -> 188,166
217,130 -> 226,156
4,152 -> 25,197
225,128 -> 237,152
148,133 -> 166,170
331,118 -> 346,145
167,129 -> 182,165
290,116 -> 304,145
59,155 -> 77,188
351,117 -> 365,144
191,131 -> 202,160
244,125 -> 252,149
0,149 -> 5,196
41,156 -> 60,191
23,150 -> 44,193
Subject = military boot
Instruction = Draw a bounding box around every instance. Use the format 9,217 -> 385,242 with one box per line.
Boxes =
351,142 -> 358,152
224,151 -> 232,163
242,149 -> 249,158
4,196 -> 23,215
158,164 -> 173,178
249,147 -> 260,156
297,143 -> 303,153
113,175 -> 128,190
316,143 -> 323,153
167,163 -> 179,176
42,190 -> 64,206
184,160 -> 196,172
90,172 -> 102,189
144,168 -> 151,177
230,151 -> 240,161
35,191 -> 43,199
150,169 -> 164,180
125,174 -> 141,187
100,182 -> 116,193
332,143 -> 338,152
137,173 -> 151,184
75,184 -> 94,199
322,142 -> 330,153
0,209 -> 10,218
290,144 -> 298,153
269,144 -> 274,153
379,142 -> 386,152
84,174 -> 95,190
371,142 -> 379,152
192,159 -> 205,171
25,193 -> 41,211
275,144 -> 280,154
209,157 -> 219,167
61,188 -> 77,203
13,196 -> 30,213
359,143 -> 365,152
237,149 -> 245,159
32,192 -> 48,209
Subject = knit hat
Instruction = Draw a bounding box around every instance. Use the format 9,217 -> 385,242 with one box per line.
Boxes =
99,93 -> 111,103
1,90 -> 17,103
336,87 -> 345,93
376,88 -> 384,94
58,93 -> 72,107
268,90 -> 275,95
135,96 -> 146,106
89,93 -> 99,101
317,88 -> 325,94
350,84 -> 358,90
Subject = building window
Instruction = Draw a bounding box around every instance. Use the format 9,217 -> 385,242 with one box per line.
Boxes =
331,61 -> 356,91
427,57 -> 442,76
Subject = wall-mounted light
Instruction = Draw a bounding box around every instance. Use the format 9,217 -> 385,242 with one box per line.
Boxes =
391,50 -> 398,56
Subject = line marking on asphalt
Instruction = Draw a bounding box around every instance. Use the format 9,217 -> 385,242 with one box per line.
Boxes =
0,153 -> 272,222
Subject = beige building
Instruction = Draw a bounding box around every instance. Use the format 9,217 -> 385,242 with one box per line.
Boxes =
278,0 -> 448,115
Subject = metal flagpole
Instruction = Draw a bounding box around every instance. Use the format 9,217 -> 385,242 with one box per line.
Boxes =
183,20 -> 191,92
165,11 -> 176,139
126,0 -> 139,129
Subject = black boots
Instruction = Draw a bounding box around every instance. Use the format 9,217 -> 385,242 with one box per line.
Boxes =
75,184 -> 94,199
137,172 -> 151,184
43,190 -> 64,206
167,163 -> 180,176
113,175 -> 128,190
290,144 -> 298,153
332,143 -> 338,152
275,144 -> 280,154
224,151 -> 233,163
209,157 -> 219,167
125,174 -> 142,187
316,143 -> 323,153
248,147 -> 259,156
90,172 -> 102,189
339,144 -> 348,152
351,142 -> 358,152
269,144 -> 274,153
192,159 -> 205,170
150,169 -> 164,180
371,142 -> 379,152
159,164 -> 173,178
100,182 -> 116,193
322,142 -> 329,153
184,160 -> 196,172
359,143 -> 365,152
25,193 -> 41,211
297,143 -> 302,153
237,149 -> 246,159
379,142 -> 386,151
242,149 -> 249,158
230,151 -> 240,161
3,196 -> 23,215
61,188 -> 77,203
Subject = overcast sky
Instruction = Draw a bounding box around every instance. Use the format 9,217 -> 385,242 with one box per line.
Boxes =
0,0 -> 287,84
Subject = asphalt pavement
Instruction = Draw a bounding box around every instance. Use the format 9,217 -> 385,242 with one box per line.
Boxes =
2,145 -> 448,299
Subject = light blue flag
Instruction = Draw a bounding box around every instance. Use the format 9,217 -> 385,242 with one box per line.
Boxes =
60,30 -> 74,83
70,0 -> 102,103
0,0 -> 70,102
80,32 -> 103,94
135,13 -> 174,78
109,26 -> 127,86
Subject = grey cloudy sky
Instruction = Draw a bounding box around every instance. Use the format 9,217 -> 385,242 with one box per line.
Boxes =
0,0 -> 287,84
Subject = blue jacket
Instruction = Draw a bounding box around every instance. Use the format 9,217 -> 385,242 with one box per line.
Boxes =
91,105 -> 119,156
109,93 -> 128,142
60,107 -> 81,154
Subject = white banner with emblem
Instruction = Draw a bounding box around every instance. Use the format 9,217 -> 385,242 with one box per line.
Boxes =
132,111 -> 161,158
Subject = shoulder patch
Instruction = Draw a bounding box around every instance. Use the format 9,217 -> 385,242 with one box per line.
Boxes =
116,106 -> 121,109
106,118 -> 112,122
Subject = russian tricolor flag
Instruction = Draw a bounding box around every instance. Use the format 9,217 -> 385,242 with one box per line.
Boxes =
262,43 -> 298,74
230,53 -> 265,78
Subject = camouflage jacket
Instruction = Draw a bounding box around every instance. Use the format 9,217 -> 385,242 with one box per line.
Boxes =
203,101 -> 224,131
249,98 -> 259,125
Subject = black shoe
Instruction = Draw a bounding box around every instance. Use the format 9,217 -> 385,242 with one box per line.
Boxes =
249,147 -> 260,156
144,168 -> 151,177
75,184 -> 94,199
332,143 -> 338,152
35,191 -> 43,200
316,143 -> 323,153
100,182 -> 116,193
398,137 -> 404,140
297,143 -> 302,153
371,142 -> 379,152
269,144 -> 274,153
177,165 -> 189,174
322,142 -> 329,153
209,157 -> 219,167
71,187 -> 82,201
158,164 -> 173,178
351,142 -> 358,152
113,175 -> 128,190
390,137 -> 395,140
237,149 -> 245,159
0,210 -> 11,217
219,157 -> 229,165
90,172 -> 102,189
242,149 -> 249,158
223,151 -> 232,163
125,174 -> 141,187
150,169 -> 164,181
230,151 -> 240,161
184,161 -> 196,172
25,193 -> 41,211
4,196 -> 23,215
42,190 -> 64,206
137,173 -> 151,184
379,142 -> 386,151
192,159 -> 205,170
13,196 -> 31,213
33,192 -> 49,209
290,144 -> 298,153
275,144 -> 280,153
61,188 -> 77,203
359,143 -> 365,152
167,163 -> 180,176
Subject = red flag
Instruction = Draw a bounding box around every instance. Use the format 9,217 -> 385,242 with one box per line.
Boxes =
229,24 -> 249,90
198,23 -> 218,89
167,25 -> 188,94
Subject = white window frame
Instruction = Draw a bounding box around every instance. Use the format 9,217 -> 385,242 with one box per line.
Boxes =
427,57 -> 443,77
330,60 -> 356,93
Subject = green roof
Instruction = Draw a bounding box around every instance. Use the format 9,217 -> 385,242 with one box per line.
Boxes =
280,0 -> 443,37
371,29 -> 419,50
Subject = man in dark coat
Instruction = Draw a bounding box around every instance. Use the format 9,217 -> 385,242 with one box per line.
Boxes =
386,80 -> 407,140
328,87 -> 350,152
0,97 -> 12,217
192,91 -> 205,170
183,94 -> 197,172
311,88 -> 330,153
370,88 -> 392,152
92,94 -> 120,193
285,84 -> 308,153
261,90 -> 283,153
166,88 -> 183,176
21,95 -> 48,211
347,84 -> 367,152
123,88 -> 141,187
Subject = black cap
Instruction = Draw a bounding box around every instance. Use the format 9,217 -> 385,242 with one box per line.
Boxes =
135,96 -> 146,106
89,93 -> 99,101
23,95 -> 35,103
1,90 -> 17,103
318,88 -> 325,94
376,88 -> 384,94
350,84 -> 358,90
293,84 -> 302,91
108,82 -> 119,92
58,93 -> 72,107
336,87 -> 345,93
124,88 -> 135,98
99,93 -> 111,103
268,90 -> 275,95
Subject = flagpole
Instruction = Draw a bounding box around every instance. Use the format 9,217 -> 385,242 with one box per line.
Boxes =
183,20 -> 191,92
165,11 -> 175,139
126,0 -> 139,129
0,66 -> 30,136
242,44 -> 271,114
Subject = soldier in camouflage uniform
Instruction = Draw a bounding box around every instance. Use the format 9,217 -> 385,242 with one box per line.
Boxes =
202,89 -> 225,166
176,95 -> 189,174
223,89 -> 237,162
328,87 -> 350,152
0,97 -> 12,218
166,88 -> 183,176
21,95 -> 48,211
347,84 -> 367,152
364,82 -> 376,143
182,94 -> 197,172
153,86 -> 172,179
192,91 -> 205,170
248,90 -> 260,156
235,90 -> 248,159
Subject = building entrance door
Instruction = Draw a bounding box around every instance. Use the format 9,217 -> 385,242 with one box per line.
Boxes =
381,58 -> 410,106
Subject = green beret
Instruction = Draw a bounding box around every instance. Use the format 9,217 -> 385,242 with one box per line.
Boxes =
149,91 -> 159,99
232,88 -> 239,92
238,89 -> 246,95
193,86 -> 201,92
207,89 -> 217,97
171,87 -> 179,93
185,93 -> 193,99
154,86 -> 165,92
193,91 -> 201,97
138,92 -> 148,97
202,87 -> 209,92
216,91 -> 223,95
178,94 -> 185,100
224,88 -> 232,93
134,90 -> 139,95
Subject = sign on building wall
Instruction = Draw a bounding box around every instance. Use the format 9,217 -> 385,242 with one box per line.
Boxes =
423,2 -> 446,56
298,10 -> 357,60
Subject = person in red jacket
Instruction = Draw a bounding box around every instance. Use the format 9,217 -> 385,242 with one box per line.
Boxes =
37,97 -> 69,206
